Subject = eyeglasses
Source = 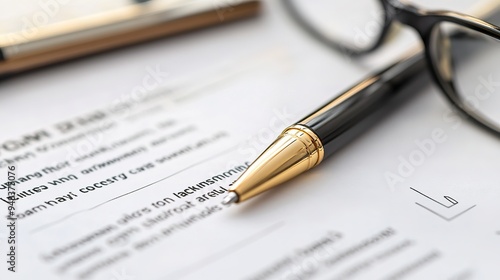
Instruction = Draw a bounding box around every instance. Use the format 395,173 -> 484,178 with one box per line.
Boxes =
283,0 -> 500,137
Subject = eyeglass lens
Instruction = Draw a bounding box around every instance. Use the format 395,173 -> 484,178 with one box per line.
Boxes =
430,22 -> 500,128
288,0 -> 385,52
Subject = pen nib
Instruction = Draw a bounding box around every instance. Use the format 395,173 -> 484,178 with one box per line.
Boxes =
222,192 -> 239,206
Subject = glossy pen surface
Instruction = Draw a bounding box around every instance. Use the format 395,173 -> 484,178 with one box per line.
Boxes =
299,51 -> 425,157
223,50 -> 427,204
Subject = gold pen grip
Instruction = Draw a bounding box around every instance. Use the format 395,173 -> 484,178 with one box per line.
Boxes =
229,124 -> 324,202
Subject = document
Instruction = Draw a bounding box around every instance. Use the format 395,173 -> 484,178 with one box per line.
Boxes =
1,1 -> 499,279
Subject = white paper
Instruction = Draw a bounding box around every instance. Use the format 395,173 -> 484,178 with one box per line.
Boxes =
0,1 -> 499,279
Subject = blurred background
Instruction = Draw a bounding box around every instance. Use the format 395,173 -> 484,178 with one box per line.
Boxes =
0,0 -> 499,132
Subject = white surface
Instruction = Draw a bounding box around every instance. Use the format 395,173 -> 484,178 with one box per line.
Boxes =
0,0 -> 499,279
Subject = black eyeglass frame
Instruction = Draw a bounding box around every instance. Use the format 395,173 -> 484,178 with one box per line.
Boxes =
283,0 -> 500,137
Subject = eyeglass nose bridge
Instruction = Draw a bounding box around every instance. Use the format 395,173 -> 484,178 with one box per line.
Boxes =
386,1 -> 438,37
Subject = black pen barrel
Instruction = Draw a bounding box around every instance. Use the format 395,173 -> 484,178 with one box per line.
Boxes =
226,51 -> 428,203
299,51 -> 427,157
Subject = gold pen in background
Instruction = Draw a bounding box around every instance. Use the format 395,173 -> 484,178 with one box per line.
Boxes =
0,0 -> 261,77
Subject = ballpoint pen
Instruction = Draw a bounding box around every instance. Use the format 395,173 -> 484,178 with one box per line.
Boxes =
0,0 -> 260,78
222,49 -> 426,205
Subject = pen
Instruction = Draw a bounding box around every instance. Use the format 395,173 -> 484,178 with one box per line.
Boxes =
0,0 -> 260,77
222,50 -> 426,205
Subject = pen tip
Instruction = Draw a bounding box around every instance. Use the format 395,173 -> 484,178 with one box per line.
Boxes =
222,192 -> 239,206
